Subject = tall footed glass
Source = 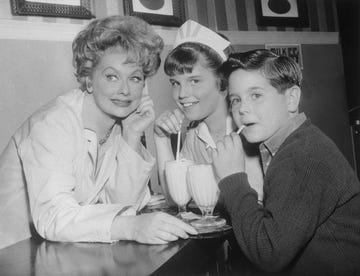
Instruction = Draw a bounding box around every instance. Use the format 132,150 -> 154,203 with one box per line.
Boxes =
165,159 -> 194,216
187,164 -> 225,228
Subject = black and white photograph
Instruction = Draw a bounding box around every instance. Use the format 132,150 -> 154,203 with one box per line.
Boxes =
0,0 -> 359,275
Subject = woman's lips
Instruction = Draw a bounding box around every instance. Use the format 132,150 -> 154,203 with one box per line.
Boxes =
111,99 -> 131,107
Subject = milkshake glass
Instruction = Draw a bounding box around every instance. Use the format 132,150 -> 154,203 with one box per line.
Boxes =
187,164 -> 225,228
165,159 -> 193,214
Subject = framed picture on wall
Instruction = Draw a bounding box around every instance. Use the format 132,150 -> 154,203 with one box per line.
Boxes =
255,0 -> 309,27
10,0 -> 94,19
123,0 -> 185,27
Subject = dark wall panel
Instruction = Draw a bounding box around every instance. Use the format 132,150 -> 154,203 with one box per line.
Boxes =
300,44 -> 353,165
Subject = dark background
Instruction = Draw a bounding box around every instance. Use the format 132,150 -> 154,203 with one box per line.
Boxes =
336,0 -> 360,111
337,0 -> 360,175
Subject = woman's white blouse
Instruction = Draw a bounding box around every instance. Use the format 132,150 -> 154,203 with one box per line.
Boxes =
0,89 -> 154,249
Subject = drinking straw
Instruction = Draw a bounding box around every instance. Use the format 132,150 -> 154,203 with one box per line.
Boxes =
236,125 -> 245,134
176,128 -> 181,161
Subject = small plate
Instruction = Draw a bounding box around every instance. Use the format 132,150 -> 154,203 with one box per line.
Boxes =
189,224 -> 232,239
190,217 -> 226,228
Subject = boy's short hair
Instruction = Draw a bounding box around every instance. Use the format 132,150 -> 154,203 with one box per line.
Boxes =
220,49 -> 302,93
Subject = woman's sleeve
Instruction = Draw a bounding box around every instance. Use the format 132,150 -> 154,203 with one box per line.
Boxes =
18,118 -> 125,243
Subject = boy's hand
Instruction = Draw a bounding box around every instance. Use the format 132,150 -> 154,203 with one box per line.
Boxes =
209,132 -> 246,180
154,109 -> 184,138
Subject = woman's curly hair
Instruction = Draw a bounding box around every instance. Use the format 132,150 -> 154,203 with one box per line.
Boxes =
72,15 -> 164,90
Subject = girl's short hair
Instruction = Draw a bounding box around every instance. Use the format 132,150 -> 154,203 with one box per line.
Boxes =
72,15 -> 164,90
164,42 -> 222,75
220,49 -> 302,93
164,41 -> 229,91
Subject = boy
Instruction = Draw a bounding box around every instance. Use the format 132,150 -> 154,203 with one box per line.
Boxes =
209,49 -> 360,275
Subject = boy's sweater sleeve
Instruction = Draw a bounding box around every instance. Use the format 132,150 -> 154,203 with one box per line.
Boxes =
219,157 -> 343,272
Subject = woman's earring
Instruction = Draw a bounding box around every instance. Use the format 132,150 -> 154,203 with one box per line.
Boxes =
86,82 -> 93,94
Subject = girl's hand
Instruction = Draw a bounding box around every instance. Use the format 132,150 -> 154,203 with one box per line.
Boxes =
208,132 -> 246,180
122,95 -> 155,140
129,212 -> 197,244
154,109 -> 184,138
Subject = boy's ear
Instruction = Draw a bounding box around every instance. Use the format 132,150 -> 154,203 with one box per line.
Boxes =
286,85 -> 301,113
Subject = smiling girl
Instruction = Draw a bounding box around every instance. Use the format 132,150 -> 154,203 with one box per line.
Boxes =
154,20 -> 264,204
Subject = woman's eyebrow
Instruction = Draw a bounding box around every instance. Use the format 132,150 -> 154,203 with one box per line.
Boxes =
102,66 -> 143,75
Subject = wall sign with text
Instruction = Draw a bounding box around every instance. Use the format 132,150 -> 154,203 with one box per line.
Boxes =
265,44 -> 303,69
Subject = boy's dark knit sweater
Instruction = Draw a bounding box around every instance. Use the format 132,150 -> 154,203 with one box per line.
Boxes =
219,119 -> 360,275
